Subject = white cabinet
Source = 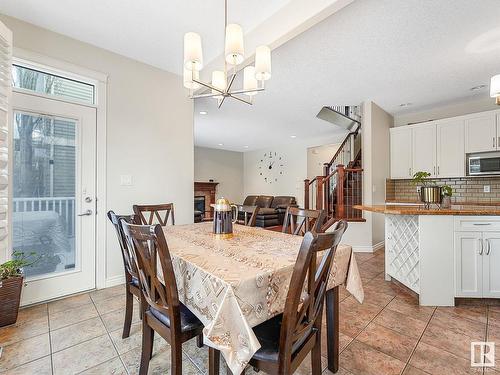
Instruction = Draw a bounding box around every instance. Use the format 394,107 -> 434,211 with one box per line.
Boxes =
465,112 -> 497,153
412,123 -> 437,177
455,232 -> 482,297
390,127 -> 412,179
483,233 -> 500,298
436,120 -> 465,177
455,227 -> 500,298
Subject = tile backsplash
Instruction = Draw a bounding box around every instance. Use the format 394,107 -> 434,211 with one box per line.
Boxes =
386,177 -> 500,203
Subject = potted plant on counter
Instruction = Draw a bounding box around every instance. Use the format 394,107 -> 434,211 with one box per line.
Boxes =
412,171 -> 442,209
442,185 -> 453,209
0,251 -> 39,327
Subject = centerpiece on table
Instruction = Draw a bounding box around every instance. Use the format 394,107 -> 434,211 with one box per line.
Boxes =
0,251 -> 39,327
211,197 -> 238,238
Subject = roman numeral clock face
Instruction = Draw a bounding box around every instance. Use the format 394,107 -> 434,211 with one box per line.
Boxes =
258,151 -> 285,184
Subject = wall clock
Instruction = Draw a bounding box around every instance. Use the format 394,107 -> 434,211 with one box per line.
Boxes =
258,151 -> 285,184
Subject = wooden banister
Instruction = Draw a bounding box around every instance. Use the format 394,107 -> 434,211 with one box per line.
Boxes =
336,165 -> 345,219
304,179 -> 310,209
316,176 -> 324,211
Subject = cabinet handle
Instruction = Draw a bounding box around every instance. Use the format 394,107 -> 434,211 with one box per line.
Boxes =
494,137 -> 496,148
486,239 -> 491,255
473,223 -> 491,226
409,168 -> 411,177
479,238 -> 483,255
498,137 -> 499,149
437,166 -> 440,175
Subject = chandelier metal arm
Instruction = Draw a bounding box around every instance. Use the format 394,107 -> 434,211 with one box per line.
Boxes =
190,91 -> 226,99
225,73 -> 237,93
192,77 -> 225,95
227,93 -> 252,105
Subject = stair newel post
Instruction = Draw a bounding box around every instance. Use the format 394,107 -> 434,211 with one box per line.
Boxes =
304,179 -> 310,209
336,165 -> 345,219
316,176 -> 324,211
323,163 -> 330,176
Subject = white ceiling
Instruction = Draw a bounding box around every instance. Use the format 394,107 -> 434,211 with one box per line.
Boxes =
0,0 -> 291,73
195,0 -> 500,151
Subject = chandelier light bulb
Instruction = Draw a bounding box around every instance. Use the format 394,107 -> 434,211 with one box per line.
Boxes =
225,24 -> 244,65
491,74 -> 500,105
255,45 -> 272,81
243,66 -> 258,96
183,68 -> 201,90
212,70 -> 226,99
184,32 -> 203,71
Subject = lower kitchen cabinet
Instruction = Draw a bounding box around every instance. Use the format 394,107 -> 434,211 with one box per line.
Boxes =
455,230 -> 500,298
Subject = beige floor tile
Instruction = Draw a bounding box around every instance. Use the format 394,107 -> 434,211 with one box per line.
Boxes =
437,305 -> 488,324
89,284 -> 125,303
120,345 -> 199,375
321,330 -> 353,358
363,278 -> 402,297
361,288 -> 395,307
356,322 -> 418,362
17,303 -> 48,321
338,298 -> 383,337
488,307 -> 500,328
52,334 -> 118,375
109,321 -> 144,355
0,355 -> 52,375
402,365 -> 432,375
0,333 -> 50,372
340,340 -> 405,375
353,252 -> 376,263
386,296 -> 435,322
182,336 -> 209,373
432,309 -> 487,338
409,342 -> 481,375
358,262 -> 383,279
374,308 -> 427,339
77,356 -> 127,375
0,314 -> 49,346
48,293 -> 93,314
93,294 -> 130,315
49,303 -> 98,330
50,316 -> 107,353
101,303 -> 141,332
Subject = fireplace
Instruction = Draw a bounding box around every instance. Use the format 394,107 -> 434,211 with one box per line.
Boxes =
194,196 -> 205,213
194,182 -> 219,220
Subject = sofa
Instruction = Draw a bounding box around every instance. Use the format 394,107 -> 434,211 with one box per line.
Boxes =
241,195 -> 297,227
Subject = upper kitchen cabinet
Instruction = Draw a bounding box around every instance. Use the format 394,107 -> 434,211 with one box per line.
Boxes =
465,112 -> 497,153
436,119 -> 465,177
412,123 -> 437,177
390,127 -> 412,179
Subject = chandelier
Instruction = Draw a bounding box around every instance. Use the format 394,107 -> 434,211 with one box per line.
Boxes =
183,0 -> 272,108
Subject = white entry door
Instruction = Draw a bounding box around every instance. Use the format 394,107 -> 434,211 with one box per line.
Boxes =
12,91 -> 96,305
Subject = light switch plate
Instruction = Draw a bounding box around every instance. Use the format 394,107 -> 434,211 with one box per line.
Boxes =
484,185 -> 491,193
120,175 -> 133,186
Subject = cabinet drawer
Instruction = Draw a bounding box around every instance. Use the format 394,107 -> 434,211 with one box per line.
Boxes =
454,217 -> 500,232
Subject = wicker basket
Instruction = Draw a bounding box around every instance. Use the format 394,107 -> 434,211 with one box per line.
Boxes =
0,276 -> 23,327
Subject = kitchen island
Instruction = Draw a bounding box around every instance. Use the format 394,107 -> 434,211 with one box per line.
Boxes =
355,204 -> 500,306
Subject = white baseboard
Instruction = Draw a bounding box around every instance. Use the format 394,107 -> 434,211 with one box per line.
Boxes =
104,274 -> 125,289
352,241 -> 385,253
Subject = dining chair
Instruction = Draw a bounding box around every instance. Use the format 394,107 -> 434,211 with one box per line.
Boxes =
121,221 -> 204,375
212,220 -> 348,375
107,210 -> 141,339
236,205 -> 259,227
133,203 -> 175,226
282,207 -> 325,235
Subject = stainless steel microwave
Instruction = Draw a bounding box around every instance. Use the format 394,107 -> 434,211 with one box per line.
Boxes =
467,152 -> 500,176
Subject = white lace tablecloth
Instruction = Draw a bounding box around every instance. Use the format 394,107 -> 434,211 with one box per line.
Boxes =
162,222 -> 364,374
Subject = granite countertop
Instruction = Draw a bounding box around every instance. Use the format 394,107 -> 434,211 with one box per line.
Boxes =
354,204 -> 500,216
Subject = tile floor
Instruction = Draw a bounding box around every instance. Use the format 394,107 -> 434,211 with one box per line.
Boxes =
0,248 -> 498,374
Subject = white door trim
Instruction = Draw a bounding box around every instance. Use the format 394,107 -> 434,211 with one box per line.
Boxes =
10,50 -> 109,291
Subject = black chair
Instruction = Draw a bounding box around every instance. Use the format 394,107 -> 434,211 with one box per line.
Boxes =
133,203 -> 175,226
282,207 -> 325,236
236,205 -> 259,227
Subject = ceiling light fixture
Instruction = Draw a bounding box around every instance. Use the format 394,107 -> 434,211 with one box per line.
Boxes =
183,0 -> 271,108
244,145 -> 249,148
218,143 -> 224,146
491,74 -> 500,105
290,135 -> 297,138
199,111 -> 208,115
470,84 -> 487,91
399,103 -> 412,107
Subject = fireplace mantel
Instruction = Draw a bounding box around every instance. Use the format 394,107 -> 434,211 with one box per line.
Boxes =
194,182 -> 218,220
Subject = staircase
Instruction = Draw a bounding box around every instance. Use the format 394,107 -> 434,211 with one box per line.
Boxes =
304,119 -> 364,231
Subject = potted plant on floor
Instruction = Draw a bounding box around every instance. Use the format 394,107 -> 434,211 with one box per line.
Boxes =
441,185 -> 453,209
0,251 -> 39,327
412,171 -> 442,209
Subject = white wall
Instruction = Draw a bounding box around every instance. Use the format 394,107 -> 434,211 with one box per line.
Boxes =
307,143 -> 340,179
1,15 -> 194,286
194,147 -> 244,203
394,96 -> 497,127
339,101 -> 392,251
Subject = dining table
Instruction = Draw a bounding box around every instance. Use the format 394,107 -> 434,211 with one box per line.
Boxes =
161,222 -> 364,374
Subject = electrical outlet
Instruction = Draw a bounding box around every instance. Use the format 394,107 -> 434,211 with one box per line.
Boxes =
120,175 -> 133,186
484,185 -> 491,193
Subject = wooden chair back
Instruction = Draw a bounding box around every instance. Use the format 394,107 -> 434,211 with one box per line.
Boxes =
107,211 -> 139,281
279,220 -> 348,373
121,222 -> 181,332
282,207 -> 325,236
133,203 -> 175,226
237,205 -> 259,227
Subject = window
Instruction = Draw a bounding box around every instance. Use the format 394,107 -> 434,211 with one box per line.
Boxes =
12,64 -> 95,105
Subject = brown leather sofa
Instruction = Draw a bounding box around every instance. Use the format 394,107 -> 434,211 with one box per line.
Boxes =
241,195 -> 297,227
